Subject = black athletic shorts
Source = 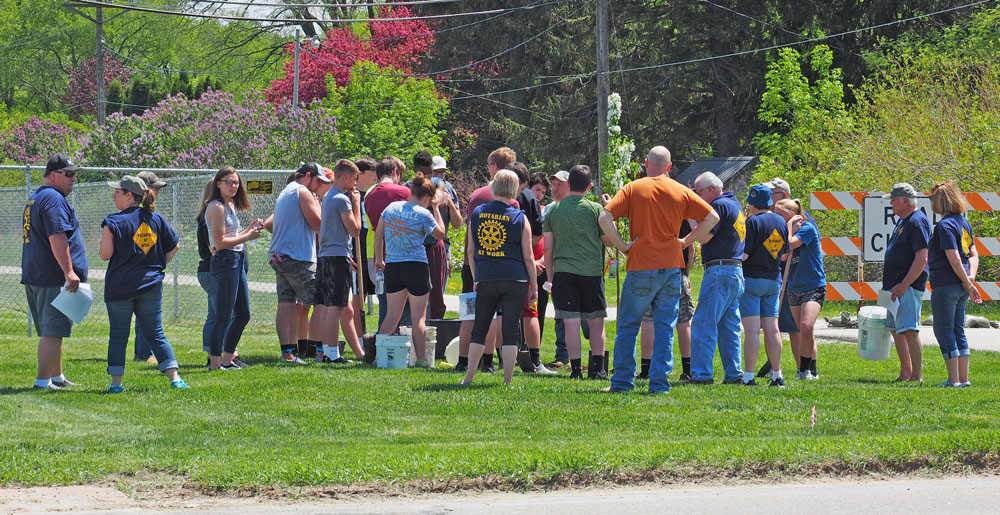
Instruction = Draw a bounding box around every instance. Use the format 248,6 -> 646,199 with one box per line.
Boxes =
551,272 -> 607,320
384,261 -> 431,296
314,256 -> 352,307
461,263 -> 475,294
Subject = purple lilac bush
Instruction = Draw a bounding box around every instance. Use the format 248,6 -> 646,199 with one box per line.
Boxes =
81,90 -> 337,169
0,117 -> 86,164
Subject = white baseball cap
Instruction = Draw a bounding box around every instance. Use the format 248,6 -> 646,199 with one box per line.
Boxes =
432,156 -> 448,171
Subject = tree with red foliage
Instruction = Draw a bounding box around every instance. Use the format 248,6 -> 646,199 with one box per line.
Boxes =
266,6 -> 433,105
63,55 -> 131,117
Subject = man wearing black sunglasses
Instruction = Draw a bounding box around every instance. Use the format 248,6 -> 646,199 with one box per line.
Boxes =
21,153 -> 88,390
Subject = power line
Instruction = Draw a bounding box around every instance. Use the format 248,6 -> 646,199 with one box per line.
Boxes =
103,46 -> 264,76
607,0 -> 994,76
300,2 -> 583,80
68,0 -> 573,24
189,0 -> 465,8
699,0 -> 806,42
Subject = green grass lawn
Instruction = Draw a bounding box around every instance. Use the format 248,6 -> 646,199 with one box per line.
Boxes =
1,310 -> 999,489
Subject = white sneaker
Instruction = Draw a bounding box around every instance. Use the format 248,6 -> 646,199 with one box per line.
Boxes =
806,372 -> 819,380
533,363 -> 558,375
795,370 -> 810,380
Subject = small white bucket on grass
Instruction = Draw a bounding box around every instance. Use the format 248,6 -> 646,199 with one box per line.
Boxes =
376,334 -> 411,369
858,306 -> 891,361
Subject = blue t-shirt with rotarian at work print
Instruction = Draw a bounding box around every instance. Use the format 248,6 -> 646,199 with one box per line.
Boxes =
472,200 -> 528,283
319,186 -> 354,258
382,201 -> 437,264
102,207 -> 179,302
882,208 -> 931,291
701,191 -> 746,263
743,211 -> 788,280
787,220 -> 826,292
928,213 -> 975,288
21,185 -> 89,287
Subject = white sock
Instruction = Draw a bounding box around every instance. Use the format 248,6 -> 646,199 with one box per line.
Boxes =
773,370 -> 783,380
743,371 -> 755,383
51,374 -> 66,383
325,345 -> 340,360
34,378 -> 51,388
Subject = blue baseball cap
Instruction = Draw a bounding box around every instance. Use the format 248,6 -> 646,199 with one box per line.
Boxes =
747,184 -> 773,208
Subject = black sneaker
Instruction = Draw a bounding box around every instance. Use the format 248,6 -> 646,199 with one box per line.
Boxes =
569,369 -> 584,379
756,360 -> 773,378
769,377 -> 786,388
636,371 -> 649,380
332,356 -> 352,364
722,376 -> 742,385
454,362 -> 467,372
742,379 -> 757,386
590,370 -> 609,380
232,357 -> 249,368
220,362 -> 242,370
688,377 -> 713,385
480,365 -> 496,373
678,372 -> 692,382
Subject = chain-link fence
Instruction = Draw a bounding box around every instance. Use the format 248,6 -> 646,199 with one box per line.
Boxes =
2,165 -> 300,337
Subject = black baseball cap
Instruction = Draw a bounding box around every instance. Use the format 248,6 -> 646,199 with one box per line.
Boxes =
46,153 -> 81,174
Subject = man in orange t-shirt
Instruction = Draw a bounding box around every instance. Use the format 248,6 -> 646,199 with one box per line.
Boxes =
598,146 -> 718,394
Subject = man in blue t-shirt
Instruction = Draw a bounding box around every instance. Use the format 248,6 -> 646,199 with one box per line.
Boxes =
21,154 -> 89,390
881,183 -> 931,382
689,172 -> 746,384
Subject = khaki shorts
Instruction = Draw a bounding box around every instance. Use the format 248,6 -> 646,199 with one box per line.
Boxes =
271,257 -> 317,304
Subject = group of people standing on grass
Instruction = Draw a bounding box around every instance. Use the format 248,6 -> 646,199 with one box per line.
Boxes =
20,148 -> 983,392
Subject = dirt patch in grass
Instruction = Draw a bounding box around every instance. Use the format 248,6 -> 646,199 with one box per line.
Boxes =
163,452 -> 1000,501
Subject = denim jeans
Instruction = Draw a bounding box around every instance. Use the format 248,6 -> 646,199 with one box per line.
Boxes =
610,268 -> 681,393
931,283 -> 971,359
691,265 -> 745,382
210,250 -> 251,356
106,282 -> 179,376
133,318 -> 152,359
198,270 -> 218,353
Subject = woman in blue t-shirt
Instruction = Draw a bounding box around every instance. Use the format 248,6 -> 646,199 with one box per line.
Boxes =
462,170 -> 538,386
774,198 -> 826,381
928,180 -> 982,387
201,166 -> 263,370
374,173 -> 446,367
99,176 -> 186,392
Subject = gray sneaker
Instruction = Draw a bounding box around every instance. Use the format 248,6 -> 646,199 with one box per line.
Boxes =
533,363 -> 557,375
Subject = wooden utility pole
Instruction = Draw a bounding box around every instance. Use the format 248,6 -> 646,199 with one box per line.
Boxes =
292,27 -> 301,108
595,0 -> 610,198
65,3 -> 126,126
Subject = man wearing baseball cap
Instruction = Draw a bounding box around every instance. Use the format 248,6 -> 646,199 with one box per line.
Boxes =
22,153 -> 87,390
881,182 -> 930,382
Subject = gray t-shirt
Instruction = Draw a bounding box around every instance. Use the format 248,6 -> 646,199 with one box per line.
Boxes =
318,186 -> 353,258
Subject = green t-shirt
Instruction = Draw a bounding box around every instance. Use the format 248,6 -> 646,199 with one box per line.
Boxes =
542,195 -> 604,276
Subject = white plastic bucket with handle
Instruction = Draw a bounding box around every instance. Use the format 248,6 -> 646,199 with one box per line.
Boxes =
376,334 -> 411,369
858,306 -> 892,361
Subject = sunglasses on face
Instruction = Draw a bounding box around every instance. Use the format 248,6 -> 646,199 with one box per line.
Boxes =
53,169 -> 77,179
219,180 -> 241,187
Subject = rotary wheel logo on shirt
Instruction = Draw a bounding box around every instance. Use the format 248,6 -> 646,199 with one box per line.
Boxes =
763,228 -> 784,259
477,219 -> 507,254
961,228 -> 973,255
734,211 -> 746,242
133,222 -> 158,255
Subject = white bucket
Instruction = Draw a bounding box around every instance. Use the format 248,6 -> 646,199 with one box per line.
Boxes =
858,306 -> 892,361
376,334 -> 411,369
444,336 -> 460,365
425,326 -> 437,368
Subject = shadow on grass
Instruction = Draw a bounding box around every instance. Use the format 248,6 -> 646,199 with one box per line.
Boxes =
0,386 -> 40,395
416,382 -> 493,392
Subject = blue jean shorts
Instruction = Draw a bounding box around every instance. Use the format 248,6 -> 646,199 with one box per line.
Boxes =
885,285 -> 923,333
739,277 -> 781,318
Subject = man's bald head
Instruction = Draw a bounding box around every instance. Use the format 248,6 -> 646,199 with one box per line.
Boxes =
645,146 -> 672,177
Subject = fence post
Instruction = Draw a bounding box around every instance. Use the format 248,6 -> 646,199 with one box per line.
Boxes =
25,165 -> 33,338
173,184 -> 179,322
